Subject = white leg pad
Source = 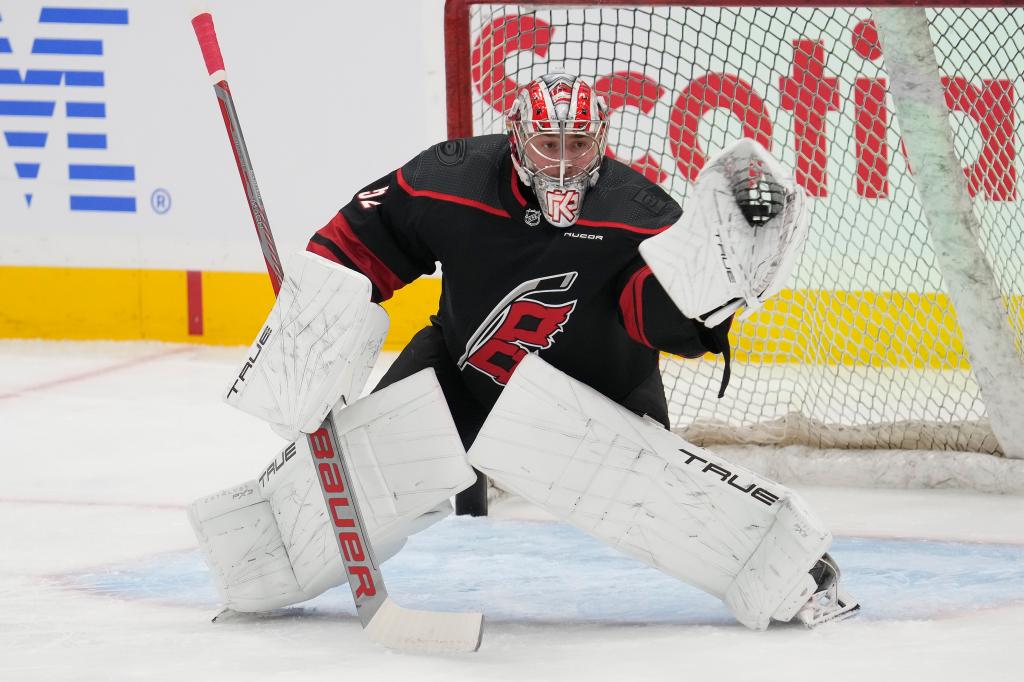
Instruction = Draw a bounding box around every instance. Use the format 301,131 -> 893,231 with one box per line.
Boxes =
723,493 -> 831,629
190,368 -> 476,612
468,354 -> 831,630
189,481 -> 306,612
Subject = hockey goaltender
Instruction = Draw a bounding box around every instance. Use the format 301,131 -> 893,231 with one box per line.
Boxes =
188,73 -> 859,647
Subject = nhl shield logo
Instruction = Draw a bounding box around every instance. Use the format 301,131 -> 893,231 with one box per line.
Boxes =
524,209 -> 541,227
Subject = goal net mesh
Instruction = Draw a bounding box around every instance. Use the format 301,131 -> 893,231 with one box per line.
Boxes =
456,4 -> 1024,454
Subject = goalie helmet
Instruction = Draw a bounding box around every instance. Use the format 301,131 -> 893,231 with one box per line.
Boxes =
506,73 -> 609,228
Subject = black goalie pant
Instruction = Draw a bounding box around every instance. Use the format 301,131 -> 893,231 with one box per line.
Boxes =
372,322 -> 671,517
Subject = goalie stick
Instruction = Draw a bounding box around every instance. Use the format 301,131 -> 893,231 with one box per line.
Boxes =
190,11 -> 483,654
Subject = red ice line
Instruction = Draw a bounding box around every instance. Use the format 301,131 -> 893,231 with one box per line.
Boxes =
0,497 -> 185,511
0,346 -> 192,402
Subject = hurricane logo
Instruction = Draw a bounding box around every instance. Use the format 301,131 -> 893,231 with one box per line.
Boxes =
459,273 -> 578,385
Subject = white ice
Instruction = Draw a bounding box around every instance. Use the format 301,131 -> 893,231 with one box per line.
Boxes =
2,340 -> 1023,682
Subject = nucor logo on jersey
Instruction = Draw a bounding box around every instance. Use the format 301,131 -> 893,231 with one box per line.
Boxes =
472,15 -> 1018,202
309,427 -> 377,599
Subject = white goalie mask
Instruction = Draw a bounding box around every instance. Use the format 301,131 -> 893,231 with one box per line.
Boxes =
506,73 -> 609,228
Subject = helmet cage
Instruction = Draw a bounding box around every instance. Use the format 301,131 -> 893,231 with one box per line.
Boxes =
510,120 -> 607,188
506,74 -> 609,227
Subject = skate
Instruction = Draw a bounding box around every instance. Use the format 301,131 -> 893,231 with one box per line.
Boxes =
796,553 -> 861,627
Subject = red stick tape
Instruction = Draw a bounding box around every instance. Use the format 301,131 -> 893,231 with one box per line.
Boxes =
191,13 -> 225,76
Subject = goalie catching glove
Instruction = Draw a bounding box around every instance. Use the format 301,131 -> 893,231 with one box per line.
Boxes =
640,138 -> 809,327
224,251 -> 389,441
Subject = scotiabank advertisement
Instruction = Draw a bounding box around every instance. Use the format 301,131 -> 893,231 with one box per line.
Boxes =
465,6 -> 1024,294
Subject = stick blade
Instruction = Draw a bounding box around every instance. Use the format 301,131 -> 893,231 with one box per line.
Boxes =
364,598 -> 483,654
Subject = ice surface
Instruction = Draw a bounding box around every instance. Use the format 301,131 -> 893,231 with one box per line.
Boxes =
2,340 -> 1023,681
58,525 -> 1024,626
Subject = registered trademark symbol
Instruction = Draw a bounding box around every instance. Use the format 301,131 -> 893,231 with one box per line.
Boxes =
151,188 -> 172,214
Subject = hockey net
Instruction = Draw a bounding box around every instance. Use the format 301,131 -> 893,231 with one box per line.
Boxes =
445,1 -> 1024,488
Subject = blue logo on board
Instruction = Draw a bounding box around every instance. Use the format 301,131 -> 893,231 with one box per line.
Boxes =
0,6 -> 136,212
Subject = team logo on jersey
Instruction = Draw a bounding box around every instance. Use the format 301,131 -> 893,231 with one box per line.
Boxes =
545,188 -> 581,224
458,272 -> 578,385
524,208 -> 542,227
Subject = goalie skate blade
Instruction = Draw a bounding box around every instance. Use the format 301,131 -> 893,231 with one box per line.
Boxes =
798,596 -> 861,628
364,597 -> 484,654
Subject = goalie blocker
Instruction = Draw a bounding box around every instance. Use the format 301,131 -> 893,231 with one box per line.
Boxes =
223,251 -> 389,442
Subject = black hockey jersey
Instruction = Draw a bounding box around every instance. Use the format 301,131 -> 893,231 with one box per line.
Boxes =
307,135 -> 730,427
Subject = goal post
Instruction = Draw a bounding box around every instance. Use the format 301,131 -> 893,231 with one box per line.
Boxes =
444,1 -> 1024,474
872,6 -> 1024,460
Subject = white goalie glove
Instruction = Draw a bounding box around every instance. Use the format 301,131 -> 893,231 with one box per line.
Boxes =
639,138 -> 809,327
224,251 -> 389,441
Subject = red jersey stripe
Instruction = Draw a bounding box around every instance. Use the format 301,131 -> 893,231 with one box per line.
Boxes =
619,265 -> 654,348
576,218 -> 672,235
309,212 -> 405,302
397,168 -> 510,218
510,170 -> 528,207
306,238 -> 341,265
